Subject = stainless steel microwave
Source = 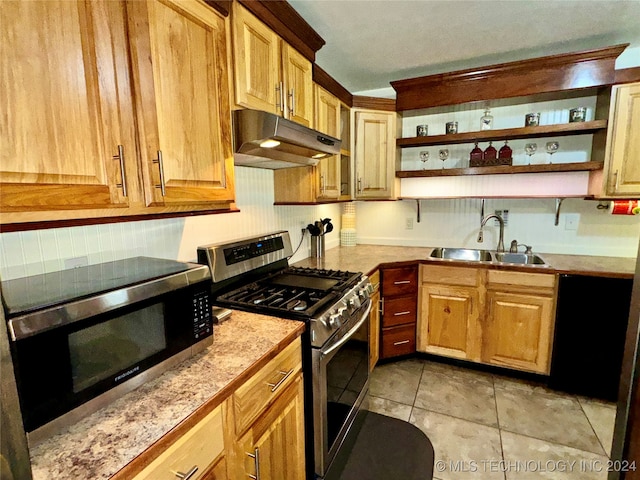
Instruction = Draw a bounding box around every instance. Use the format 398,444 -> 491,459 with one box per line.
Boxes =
1,257 -> 213,441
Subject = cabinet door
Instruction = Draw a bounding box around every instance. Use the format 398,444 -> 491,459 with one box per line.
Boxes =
0,0 -> 133,212
282,44 -> 313,127
314,86 -> 341,199
418,284 -> 480,361
605,82 -> 640,196
354,111 -> 396,199
235,375 -> 306,480
483,291 -> 555,374
231,3 -> 281,115
129,0 -> 234,207
369,288 -> 381,371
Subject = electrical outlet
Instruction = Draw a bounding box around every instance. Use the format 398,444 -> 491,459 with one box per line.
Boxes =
405,217 -> 414,230
565,213 -> 579,231
64,255 -> 88,269
495,209 -> 509,226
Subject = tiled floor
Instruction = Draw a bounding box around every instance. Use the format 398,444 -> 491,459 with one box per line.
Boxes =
367,358 -> 617,480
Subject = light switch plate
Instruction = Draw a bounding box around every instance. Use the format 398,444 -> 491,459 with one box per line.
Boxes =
405,217 -> 414,230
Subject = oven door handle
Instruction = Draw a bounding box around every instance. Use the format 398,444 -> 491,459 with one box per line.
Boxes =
320,302 -> 371,358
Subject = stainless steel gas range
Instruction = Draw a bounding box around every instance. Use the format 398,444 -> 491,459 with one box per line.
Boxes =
198,231 -> 372,479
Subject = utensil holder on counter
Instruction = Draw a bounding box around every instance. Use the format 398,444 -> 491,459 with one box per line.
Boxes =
311,235 -> 325,258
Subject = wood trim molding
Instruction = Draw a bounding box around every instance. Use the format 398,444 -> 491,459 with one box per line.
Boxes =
203,0 -> 230,16
0,208 -> 241,233
312,64 -> 352,106
391,44 -> 629,110
237,0 -> 324,62
352,95 -> 396,111
615,67 -> 640,85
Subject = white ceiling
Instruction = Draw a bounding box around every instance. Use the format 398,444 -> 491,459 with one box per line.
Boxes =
288,0 -> 640,95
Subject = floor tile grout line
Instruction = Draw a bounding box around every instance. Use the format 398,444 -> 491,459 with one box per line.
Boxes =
491,375 -> 508,480
498,426 -> 609,457
576,396 -> 611,458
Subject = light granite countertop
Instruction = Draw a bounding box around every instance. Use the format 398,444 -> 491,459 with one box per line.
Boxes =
294,244 -> 636,278
29,311 -> 304,480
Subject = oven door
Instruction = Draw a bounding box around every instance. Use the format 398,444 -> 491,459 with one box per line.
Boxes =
312,301 -> 371,477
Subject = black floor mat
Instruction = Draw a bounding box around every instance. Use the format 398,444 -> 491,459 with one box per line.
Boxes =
326,410 -> 435,480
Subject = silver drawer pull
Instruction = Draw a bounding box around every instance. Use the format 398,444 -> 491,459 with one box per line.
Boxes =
393,311 -> 411,316
266,369 -> 294,392
175,466 -> 198,480
153,150 -> 166,196
393,280 -> 411,285
393,340 -> 410,346
247,448 -> 260,479
113,144 -> 128,197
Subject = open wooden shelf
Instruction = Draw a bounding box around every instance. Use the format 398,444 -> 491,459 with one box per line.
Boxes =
396,161 -> 604,178
396,120 -> 608,148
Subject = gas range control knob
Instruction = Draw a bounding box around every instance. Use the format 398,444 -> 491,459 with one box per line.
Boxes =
359,287 -> 370,300
320,317 -> 331,329
347,297 -> 360,311
338,306 -> 349,320
328,313 -> 342,328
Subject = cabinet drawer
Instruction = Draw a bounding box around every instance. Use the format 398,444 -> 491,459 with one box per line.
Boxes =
382,266 -> 418,296
382,296 -> 417,328
134,404 -> 224,480
233,338 -> 302,434
421,264 -> 481,287
381,324 -> 416,359
487,270 -> 556,292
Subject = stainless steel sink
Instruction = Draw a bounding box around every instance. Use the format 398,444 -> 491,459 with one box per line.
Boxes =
492,252 -> 547,265
430,248 -> 548,266
430,247 -> 493,262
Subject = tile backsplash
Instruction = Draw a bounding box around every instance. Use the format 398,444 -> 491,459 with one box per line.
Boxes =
0,167 -> 342,281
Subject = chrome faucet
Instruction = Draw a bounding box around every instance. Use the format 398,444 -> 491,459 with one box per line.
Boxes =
477,213 -> 505,252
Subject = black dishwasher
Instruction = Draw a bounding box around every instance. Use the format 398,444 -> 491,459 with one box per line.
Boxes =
549,274 -> 633,401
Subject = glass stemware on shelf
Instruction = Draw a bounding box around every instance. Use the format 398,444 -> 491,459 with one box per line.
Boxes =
438,149 -> 449,169
420,151 -> 429,170
545,141 -> 559,164
524,143 -> 537,165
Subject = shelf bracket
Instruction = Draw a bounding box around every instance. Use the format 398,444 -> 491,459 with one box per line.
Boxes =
554,198 -> 565,226
416,199 -> 421,223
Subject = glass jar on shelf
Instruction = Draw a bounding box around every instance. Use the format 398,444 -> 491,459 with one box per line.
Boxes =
480,109 -> 493,130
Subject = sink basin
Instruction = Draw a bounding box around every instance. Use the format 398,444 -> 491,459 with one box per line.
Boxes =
492,252 -> 547,265
430,248 -> 548,266
430,247 -> 493,262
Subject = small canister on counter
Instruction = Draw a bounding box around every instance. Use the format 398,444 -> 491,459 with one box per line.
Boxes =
445,121 -> 458,134
416,124 -> 428,136
569,107 -> 587,123
525,112 -> 540,127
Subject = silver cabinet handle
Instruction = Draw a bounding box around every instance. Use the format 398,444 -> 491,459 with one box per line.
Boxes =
380,297 -> 384,315
175,466 -> 198,480
357,177 -> 362,193
247,448 -> 260,480
393,280 -> 411,285
266,369 -> 293,392
393,311 -> 411,316
288,88 -> 295,116
112,145 -> 127,197
393,340 -> 410,346
275,82 -> 283,112
614,169 -> 620,191
320,174 -> 325,194
153,150 -> 166,196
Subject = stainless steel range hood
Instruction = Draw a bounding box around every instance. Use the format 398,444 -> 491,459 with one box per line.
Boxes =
233,109 -> 341,169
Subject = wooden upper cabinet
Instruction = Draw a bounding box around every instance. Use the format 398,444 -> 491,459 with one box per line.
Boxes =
314,86 -> 341,199
0,0 -> 135,212
282,44 -> 313,127
232,2 -> 281,115
128,0 -> 234,207
603,82 -> 640,197
353,110 -> 397,199
231,3 -> 313,127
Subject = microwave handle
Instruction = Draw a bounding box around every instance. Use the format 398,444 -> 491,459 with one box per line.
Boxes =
320,302 -> 371,358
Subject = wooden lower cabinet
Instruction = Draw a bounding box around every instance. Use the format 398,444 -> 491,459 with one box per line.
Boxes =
418,284 -> 480,361
379,265 -> 418,360
381,324 -> 416,358
483,291 -> 556,374
132,403 -> 226,480
232,375 -> 306,480
201,457 -> 227,480
418,264 -> 557,374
